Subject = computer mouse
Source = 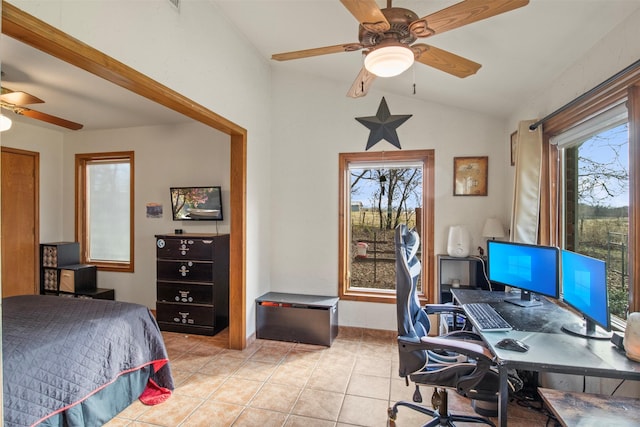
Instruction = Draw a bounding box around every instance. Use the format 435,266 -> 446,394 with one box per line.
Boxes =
496,338 -> 529,352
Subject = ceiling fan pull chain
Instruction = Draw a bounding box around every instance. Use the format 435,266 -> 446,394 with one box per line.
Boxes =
412,65 -> 417,95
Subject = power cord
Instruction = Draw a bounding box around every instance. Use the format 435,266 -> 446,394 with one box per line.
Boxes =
469,255 -> 493,291
611,379 -> 626,395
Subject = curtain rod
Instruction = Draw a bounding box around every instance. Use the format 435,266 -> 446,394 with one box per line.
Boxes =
529,57 -> 640,131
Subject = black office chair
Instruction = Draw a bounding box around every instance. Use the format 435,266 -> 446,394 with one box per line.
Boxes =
389,224 -> 520,427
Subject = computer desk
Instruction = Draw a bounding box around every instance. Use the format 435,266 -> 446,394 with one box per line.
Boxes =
451,288 -> 640,427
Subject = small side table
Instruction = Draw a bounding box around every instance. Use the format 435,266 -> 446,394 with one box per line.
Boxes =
539,387 -> 640,427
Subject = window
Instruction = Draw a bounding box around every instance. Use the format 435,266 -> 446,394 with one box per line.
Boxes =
555,109 -> 629,321
339,150 -> 434,303
76,151 -> 134,272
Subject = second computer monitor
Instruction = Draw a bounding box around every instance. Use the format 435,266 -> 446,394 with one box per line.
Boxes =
560,250 -> 612,339
487,240 -> 560,307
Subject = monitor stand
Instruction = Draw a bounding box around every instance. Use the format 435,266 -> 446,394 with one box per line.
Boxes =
504,290 -> 542,307
562,319 -> 612,340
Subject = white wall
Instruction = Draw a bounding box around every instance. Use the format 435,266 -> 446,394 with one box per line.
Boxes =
510,6 -> 640,126
8,0 -> 273,337
61,122 -> 230,307
0,121 -> 64,243
505,8 -> 640,397
270,69 -> 509,330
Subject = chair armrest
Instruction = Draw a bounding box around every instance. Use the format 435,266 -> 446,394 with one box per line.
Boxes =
398,335 -> 495,364
423,304 -> 466,316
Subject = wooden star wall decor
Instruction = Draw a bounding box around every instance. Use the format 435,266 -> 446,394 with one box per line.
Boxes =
355,97 -> 412,150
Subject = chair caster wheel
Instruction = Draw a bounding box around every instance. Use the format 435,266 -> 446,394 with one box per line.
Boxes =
388,407 -> 397,425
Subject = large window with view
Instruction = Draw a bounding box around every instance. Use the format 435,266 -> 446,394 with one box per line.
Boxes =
76,151 -> 134,272
557,108 -> 629,322
339,150 -> 434,303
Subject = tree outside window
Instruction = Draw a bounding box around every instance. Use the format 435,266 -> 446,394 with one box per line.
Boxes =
339,150 -> 434,303
564,122 -> 629,319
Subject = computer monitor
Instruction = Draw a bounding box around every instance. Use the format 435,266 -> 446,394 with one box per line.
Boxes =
560,250 -> 612,339
487,240 -> 560,307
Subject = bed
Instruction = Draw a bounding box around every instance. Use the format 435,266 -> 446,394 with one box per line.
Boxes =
2,295 -> 174,427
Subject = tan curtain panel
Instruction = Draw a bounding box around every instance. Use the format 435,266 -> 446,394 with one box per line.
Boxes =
511,120 -> 543,244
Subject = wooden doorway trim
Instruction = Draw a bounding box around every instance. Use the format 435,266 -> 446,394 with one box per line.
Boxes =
1,146 -> 40,297
1,1 -> 247,349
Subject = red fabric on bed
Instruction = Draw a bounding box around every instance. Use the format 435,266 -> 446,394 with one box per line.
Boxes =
139,378 -> 172,405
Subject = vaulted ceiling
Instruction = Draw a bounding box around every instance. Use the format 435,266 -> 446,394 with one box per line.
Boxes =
1,1 -> 639,131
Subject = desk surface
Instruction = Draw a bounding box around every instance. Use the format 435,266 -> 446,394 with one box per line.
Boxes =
539,387 -> 640,427
451,289 -> 640,380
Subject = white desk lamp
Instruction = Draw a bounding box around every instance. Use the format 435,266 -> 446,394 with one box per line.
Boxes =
482,218 -> 505,240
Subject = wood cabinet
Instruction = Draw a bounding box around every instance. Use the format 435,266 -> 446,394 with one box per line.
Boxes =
155,233 -> 229,336
436,254 -> 490,303
40,242 -> 113,300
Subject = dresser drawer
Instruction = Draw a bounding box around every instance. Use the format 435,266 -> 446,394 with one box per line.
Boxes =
157,260 -> 213,282
156,302 -> 214,327
156,237 -> 216,261
157,282 -> 213,305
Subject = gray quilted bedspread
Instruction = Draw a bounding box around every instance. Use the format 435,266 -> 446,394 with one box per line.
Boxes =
2,295 -> 174,427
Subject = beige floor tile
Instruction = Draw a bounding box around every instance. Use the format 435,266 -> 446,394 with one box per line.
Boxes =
232,359 -> 278,382
283,348 -> 323,367
136,393 -> 203,426
285,415 -> 337,427
233,407 -> 288,427
353,355 -> 393,378
359,342 -> 395,359
337,395 -> 390,427
316,351 -> 357,370
306,366 -> 352,393
249,345 -> 290,364
209,377 -> 263,405
346,373 -> 391,400
113,327 -> 552,427
291,388 -> 345,421
199,354 -> 246,376
103,417 -> 132,426
180,400 -> 244,427
189,340 -> 226,356
268,362 -> 315,388
174,372 -> 227,399
170,368 -> 194,387
169,352 -> 217,373
249,382 -> 302,413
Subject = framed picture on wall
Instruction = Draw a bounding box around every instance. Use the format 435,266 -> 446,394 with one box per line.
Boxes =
453,156 -> 488,196
510,131 -> 517,166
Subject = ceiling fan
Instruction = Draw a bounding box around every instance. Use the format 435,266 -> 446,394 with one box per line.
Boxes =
272,0 -> 529,97
1,86 -> 83,130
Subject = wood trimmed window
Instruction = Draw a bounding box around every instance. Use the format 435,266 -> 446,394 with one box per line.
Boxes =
75,151 -> 135,272
542,67 -> 640,317
338,150 -> 435,304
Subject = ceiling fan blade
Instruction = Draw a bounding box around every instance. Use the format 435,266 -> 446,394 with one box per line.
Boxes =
272,43 -> 363,61
420,0 -> 529,36
346,67 -> 376,98
413,44 -> 481,78
0,89 -> 44,105
15,107 -> 83,130
340,0 -> 390,33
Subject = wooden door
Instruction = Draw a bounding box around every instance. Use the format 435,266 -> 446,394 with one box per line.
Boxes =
1,147 -> 39,297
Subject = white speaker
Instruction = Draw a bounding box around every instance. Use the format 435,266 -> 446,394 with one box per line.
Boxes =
447,225 -> 471,257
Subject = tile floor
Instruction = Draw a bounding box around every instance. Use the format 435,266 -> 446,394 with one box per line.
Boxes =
106,328 -> 554,427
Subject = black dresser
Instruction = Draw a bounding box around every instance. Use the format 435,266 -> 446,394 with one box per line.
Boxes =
155,233 -> 229,336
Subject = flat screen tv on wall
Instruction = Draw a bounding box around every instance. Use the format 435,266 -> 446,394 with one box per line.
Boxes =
170,186 -> 223,221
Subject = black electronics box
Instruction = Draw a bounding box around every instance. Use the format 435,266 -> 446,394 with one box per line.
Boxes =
59,264 -> 97,293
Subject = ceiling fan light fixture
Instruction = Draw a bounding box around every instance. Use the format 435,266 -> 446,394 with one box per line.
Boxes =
0,114 -> 12,132
364,45 -> 414,78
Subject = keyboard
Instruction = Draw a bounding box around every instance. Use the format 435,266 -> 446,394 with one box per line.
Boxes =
462,303 -> 513,332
